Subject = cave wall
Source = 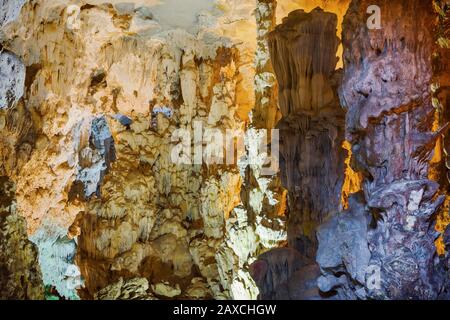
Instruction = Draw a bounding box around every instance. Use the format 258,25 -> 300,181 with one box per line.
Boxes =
0,0 -> 288,300
317,0 -> 447,300
248,7 -> 347,300
1,0 -> 449,301
432,0 -> 450,297
0,176 -> 44,300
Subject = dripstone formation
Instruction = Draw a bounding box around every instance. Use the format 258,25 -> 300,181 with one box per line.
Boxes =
1,0 -> 449,301
317,0 -> 447,300
268,8 -> 346,258
0,0 -> 288,300
249,7 -> 346,300
0,176 -> 44,299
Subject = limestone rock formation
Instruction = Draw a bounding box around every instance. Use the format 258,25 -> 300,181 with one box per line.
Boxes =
2,0 -> 447,302
0,0 -> 286,300
316,192 -> 369,299
250,248 -> 321,300
268,8 -> 346,258
252,0 -> 280,129
317,0 -> 446,300
432,0 -> 450,255
0,50 -> 25,110
94,277 -> 156,300
441,224 -> 450,299
248,7 -> 347,300
0,176 -> 44,300
434,0 -> 450,295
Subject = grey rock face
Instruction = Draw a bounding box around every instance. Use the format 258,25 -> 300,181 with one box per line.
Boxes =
90,115 -> 116,170
113,114 -> 133,128
70,116 -> 116,200
316,193 -> 370,299
317,0 -> 446,300
0,50 -> 25,110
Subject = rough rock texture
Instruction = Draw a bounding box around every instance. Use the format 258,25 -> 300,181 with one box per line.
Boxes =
94,277 -> 156,300
432,0 -> 450,255
442,223 -> 450,298
0,50 -> 25,110
433,0 -> 450,296
268,8 -> 346,258
252,0 -> 280,129
0,0 -> 25,28
0,0 -> 287,300
5,0 -> 446,302
0,176 -> 44,300
316,192 -> 369,299
317,0 -> 446,300
0,34 -> 43,299
248,7 -> 346,300
275,0 -> 351,69
249,248 -> 321,300
439,223 -> 450,299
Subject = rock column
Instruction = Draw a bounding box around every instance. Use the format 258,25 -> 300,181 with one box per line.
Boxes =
268,8 -> 346,258
317,0 -> 445,300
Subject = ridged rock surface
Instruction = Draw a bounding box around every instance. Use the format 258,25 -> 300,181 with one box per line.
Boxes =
433,0 -> 450,256
268,8 -> 346,258
249,7 -> 347,300
317,0 -> 446,300
250,248 -> 321,300
0,0 -> 288,300
2,0 -> 446,302
0,176 -> 44,300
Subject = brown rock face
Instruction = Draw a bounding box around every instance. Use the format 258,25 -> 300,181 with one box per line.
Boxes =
432,0 -> 450,297
249,7 -> 346,301
249,248 -> 321,300
0,1 -> 286,300
433,0 -> 450,256
317,0 -> 446,299
0,48 -> 42,300
0,176 -> 44,300
268,8 -> 346,258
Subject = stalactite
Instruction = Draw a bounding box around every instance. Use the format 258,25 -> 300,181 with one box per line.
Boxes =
317,0 -> 447,300
268,8 -> 346,258
250,7 -> 346,300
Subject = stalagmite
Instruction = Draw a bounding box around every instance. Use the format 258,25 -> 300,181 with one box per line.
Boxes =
250,7 -> 346,300
268,8 -> 346,258
317,0 -> 447,300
